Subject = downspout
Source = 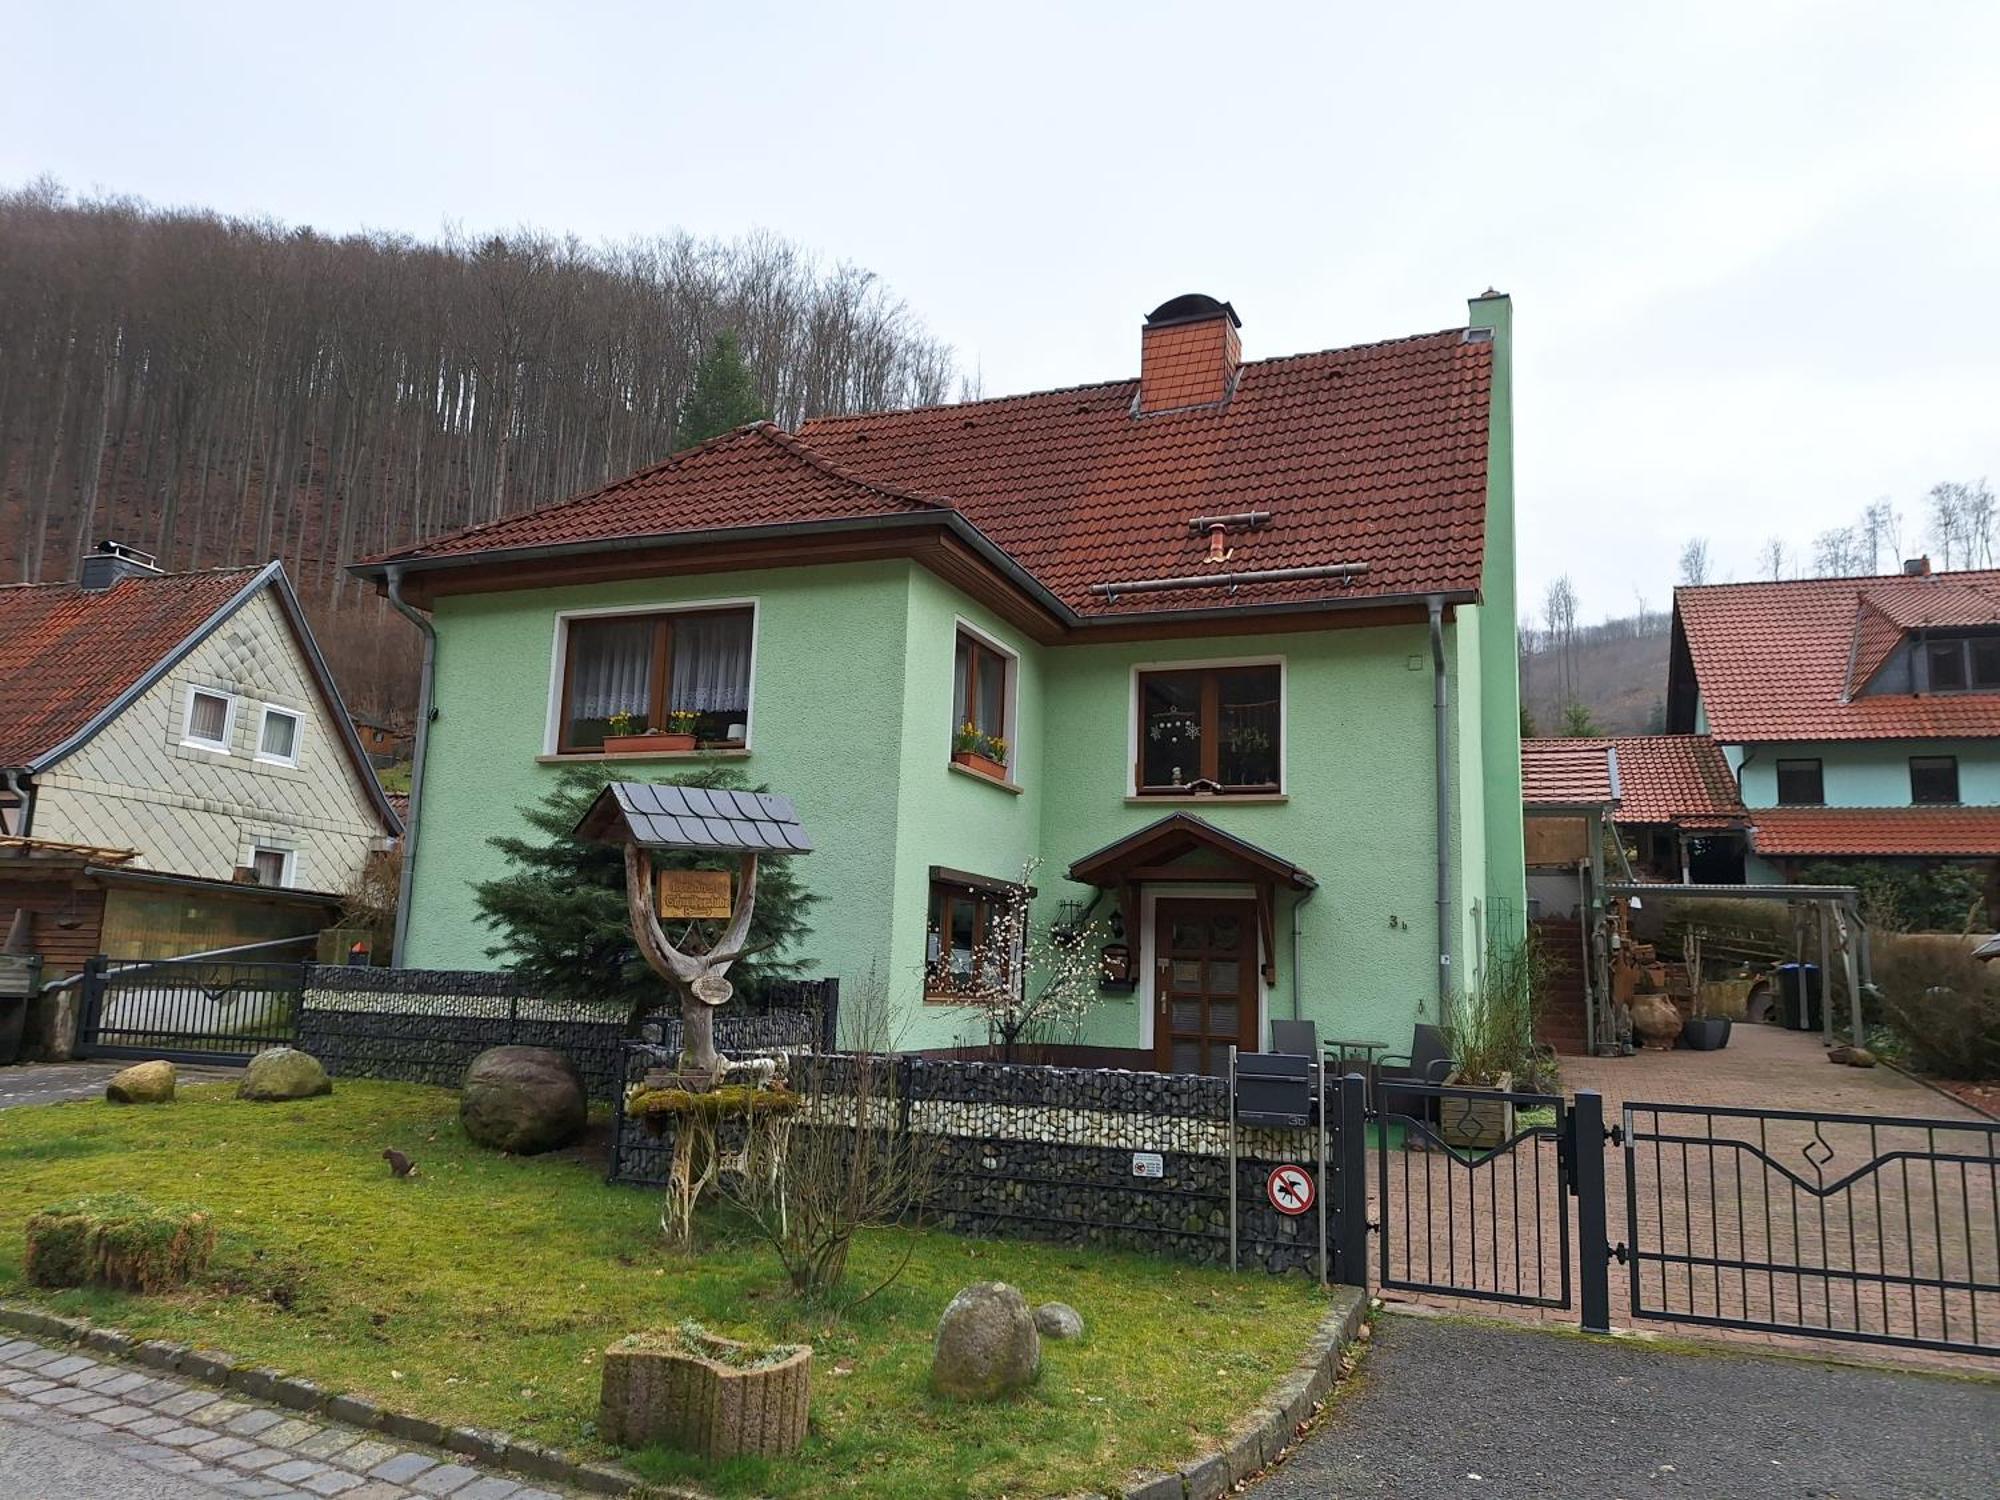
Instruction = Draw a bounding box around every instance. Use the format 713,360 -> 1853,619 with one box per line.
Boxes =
2,770 -> 32,838
1428,597 -> 1452,1014
384,566 -> 435,968
1289,885 -> 1317,1021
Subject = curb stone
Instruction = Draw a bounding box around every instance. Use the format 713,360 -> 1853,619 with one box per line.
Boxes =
0,1301 -> 646,1495
1110,1284 -> 1369,1500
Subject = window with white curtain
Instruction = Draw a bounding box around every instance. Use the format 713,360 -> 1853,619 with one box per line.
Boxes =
183,688 -> 234,751
558,606 -> 754,752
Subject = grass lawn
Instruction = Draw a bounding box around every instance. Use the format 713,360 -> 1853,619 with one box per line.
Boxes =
0,1080 -> 1331,1498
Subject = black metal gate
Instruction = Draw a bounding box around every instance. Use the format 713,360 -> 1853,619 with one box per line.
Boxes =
1618,1100 -> 2000,1356
1369,1081 -> 1582,1311
78,955 -> 304,1065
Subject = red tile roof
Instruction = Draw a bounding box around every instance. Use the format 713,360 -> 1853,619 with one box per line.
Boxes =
0,568 -> 260,768
1675,570 -> 2000,741
1609,735 -> 1745,828
369,327 -> 1495,621
1521,739 -> 1616,807
1747,806 -> 2000,858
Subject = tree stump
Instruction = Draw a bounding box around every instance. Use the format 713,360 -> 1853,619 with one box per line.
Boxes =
600,1328 -> 812,1459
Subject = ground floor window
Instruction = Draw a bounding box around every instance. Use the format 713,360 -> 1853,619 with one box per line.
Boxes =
925,871 -> 1021,999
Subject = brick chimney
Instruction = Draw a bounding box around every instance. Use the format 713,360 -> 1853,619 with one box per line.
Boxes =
1138,294 -> 1241,414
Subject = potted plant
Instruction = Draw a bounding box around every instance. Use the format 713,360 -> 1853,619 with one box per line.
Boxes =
1679,932 -> 1731,1050
951,722 -> 1009,780
602,706 -> 700,755
1439,935 -> 1543,1151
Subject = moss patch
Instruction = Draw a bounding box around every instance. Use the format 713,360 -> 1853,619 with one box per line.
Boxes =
0,1080 -> 1330,1499
25,1194 -> 214,1293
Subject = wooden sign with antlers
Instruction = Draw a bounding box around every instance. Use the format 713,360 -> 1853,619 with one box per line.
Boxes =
574,782 -> 814,1075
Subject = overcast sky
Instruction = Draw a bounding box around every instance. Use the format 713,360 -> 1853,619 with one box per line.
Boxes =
8,1 -> 1996,622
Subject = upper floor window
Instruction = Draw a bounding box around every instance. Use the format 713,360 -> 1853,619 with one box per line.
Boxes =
256,706 -> 302,767
1910,755 -> 1960,805
1137,662 -> 1282,795
1924,634 -> 2000,693
557,606 -> 753,753
951,626 -> 1015,778
1776,758 -> 1824,806
182,688 -> 235,752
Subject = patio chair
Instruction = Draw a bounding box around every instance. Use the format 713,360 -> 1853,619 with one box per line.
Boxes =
1268,1018 -> 1319,1057
1374,1022 -> 1454,1124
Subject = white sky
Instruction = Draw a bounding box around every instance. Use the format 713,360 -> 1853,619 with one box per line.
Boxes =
7,0 -> 1997,622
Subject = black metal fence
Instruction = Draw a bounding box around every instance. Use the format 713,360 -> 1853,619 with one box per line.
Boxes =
78,956 -> 304,1065
1620,1101 -> 2000,1356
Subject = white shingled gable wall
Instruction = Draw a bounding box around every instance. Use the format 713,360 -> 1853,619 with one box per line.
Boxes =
28,584 -> 387,892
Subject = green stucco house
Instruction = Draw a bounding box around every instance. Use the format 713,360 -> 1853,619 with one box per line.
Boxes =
356,292 -> 1524,1069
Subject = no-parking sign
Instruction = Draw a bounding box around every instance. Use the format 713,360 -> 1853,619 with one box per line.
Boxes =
1266,1163 -> 1315,1216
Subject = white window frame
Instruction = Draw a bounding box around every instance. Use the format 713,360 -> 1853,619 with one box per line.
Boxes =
950,616 -> 1020,774
181,686 -> 238,754
1126,653 -> 1288,797
247,844 -> 295,889
255,705 -> 303,768
543,596 -> 761,756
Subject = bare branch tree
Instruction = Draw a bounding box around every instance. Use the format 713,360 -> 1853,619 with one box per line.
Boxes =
1676,537 -> 1710,587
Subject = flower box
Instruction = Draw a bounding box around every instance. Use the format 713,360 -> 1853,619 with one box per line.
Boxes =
1437,1071 -> 1514,1153
951,749 -> 1009,781
600,1327 -> 812,1459
603,732 -> 698,754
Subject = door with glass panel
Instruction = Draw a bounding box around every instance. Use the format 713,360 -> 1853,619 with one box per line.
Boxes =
1153,899 -> 1257,1074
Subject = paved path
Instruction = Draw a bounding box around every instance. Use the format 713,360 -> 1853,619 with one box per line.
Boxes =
0,1334 -> 581,1499
0,1059 -> 240,1108
1251,1313 -> 2000,1499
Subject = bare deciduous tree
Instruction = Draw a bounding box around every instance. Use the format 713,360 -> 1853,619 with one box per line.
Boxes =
1677,537 -> 1710,587
1759,536 -> 1787,581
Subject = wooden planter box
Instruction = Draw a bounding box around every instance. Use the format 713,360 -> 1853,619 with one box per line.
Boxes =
603,732 -> 697,754
1437,1072 -> 1514,1153
600,1330 -> 812,1459
951,749 -> 1008,780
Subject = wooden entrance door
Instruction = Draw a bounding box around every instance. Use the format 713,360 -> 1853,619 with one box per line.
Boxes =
1154,898 -> 1257,1074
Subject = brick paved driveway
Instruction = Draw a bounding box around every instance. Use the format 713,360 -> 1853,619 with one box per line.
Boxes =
1371,1023 -> 2000,1372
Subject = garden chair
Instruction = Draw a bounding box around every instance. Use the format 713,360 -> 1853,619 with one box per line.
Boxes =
1373,1022 -> 1454,1124
1267,1018 -> 1319,1057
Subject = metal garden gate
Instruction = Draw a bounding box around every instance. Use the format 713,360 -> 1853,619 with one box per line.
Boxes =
78,955 -> 304,1065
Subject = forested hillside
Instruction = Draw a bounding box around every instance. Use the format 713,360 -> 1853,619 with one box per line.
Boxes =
1520,608 -> 1672,736
0,183 -> 955,715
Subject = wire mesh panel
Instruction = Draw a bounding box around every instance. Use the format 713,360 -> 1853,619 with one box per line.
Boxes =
1623,1101 -> 2000,1356
81,957 -> 304,1063
1372,1082 -> 1572,1308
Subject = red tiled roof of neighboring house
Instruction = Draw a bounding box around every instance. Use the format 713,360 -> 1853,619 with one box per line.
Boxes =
1520,739 -> 1616,807
368,328 -> 1495,621
1674,569 -> 2000,741
0,567 -> 261,768
1608,734 -> 1745,828
1747,806 -> 2000,858
1846,597 -> 1904,697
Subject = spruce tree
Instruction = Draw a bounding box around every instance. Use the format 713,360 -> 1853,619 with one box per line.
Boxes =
473,767 -> 817,1031
675,331 -> 767,447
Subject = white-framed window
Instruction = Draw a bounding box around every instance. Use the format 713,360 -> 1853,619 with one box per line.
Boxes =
1129,654 -> 1287,796
248,845 -> 294,888
181,687 -> 236,753
950,618 -> 1019,781
256,706 -> 303,767
546,598 -> 759,755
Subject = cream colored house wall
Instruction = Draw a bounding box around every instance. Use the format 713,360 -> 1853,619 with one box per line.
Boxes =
30,586 -> 386,893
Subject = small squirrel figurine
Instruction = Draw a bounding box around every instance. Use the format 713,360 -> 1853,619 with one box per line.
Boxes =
382,1148 -> 417,1178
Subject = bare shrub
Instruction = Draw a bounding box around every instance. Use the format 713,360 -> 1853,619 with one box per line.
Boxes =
1872,932 -> 2000,1080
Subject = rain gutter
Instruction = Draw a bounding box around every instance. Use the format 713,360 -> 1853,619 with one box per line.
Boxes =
385,565 -> 436,967
1428,596 -> 1453,1012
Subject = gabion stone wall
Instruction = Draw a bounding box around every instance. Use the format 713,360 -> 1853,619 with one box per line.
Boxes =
299,968 -> 834,1104
610,1050 -> 1339,1275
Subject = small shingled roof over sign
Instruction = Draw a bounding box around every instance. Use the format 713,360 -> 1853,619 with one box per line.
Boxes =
572,781 -> 814,854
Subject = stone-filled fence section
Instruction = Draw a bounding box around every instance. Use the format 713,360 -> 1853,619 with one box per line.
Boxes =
610,1049 -> 1345,1275
298,966 -> 837,1104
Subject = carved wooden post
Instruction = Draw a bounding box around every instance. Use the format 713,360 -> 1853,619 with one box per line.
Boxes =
624,845 -> 759,1074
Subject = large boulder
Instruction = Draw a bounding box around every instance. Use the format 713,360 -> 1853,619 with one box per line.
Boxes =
932,1281 -> 1041,1399
105,1060 -> 175,1104
459,1046 -> 586,1155
1033,1301 -> 1085,1341
237,1046 -> 332,1102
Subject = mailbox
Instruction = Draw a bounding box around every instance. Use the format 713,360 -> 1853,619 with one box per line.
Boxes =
1235,1051 -> 1316,1127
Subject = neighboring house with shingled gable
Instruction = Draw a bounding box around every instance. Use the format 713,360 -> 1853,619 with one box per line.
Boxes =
0,543 -> 401,972
356,292 -> 1524,1068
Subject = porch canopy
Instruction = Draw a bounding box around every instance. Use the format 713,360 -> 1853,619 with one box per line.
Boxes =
1067,812 -> 1314,985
